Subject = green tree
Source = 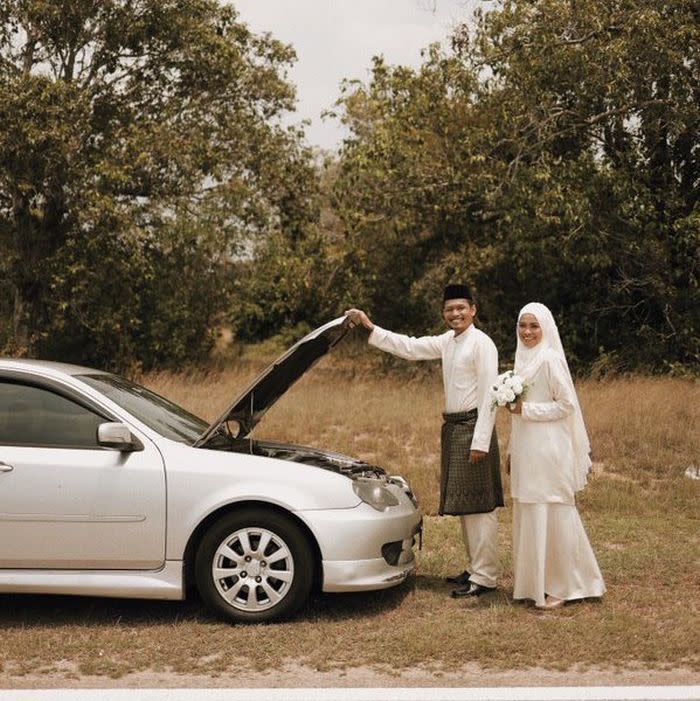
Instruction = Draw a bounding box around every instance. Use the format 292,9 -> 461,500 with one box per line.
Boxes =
471,0 -> 700,369
0,0 -> 316,369
228,152 -> 366,345
332,0 -> 700,371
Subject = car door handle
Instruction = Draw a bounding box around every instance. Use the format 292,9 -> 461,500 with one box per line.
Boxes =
0,462 -> 14,472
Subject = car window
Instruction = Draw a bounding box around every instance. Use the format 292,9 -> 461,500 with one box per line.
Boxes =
0,381 -> 105,448
78,373 -> 208,443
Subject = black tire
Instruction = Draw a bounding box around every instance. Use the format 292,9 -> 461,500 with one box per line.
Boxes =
194,507 -> 314,623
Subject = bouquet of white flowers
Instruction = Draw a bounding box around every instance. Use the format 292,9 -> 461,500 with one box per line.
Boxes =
490,370 -> 527,410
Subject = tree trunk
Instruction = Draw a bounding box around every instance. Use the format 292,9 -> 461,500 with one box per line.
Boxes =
12,285 -> 29,352
10,191 -> 38,354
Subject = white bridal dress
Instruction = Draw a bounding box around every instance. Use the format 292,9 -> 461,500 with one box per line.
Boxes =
509,348 -> 606,607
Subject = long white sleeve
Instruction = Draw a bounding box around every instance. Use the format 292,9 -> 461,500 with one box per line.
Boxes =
521,356 -> 576,422
368,326 -> 444,361
470,335 -> 499,452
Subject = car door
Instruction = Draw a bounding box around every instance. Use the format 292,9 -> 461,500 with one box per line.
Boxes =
0,377 -> 166,570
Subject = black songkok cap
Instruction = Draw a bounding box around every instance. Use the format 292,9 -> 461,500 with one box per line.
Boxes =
443,283 -> 473,302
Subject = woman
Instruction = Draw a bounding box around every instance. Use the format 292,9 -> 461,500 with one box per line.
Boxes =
507,302 -> 605,609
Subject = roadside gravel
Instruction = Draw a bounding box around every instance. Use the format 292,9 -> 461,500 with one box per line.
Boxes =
2,662 -> 698,689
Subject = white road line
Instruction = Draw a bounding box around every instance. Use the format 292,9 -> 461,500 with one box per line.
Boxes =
0,687 -> 698,701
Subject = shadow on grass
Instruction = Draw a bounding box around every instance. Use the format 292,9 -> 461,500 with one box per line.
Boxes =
301,573 -> 512,619
301,578 -> 417,621
0,572 -> 516,630
0,593 -> 213,629
0,575 -> 426,629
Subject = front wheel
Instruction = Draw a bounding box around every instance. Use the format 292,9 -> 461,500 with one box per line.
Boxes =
194,508 -> 314,623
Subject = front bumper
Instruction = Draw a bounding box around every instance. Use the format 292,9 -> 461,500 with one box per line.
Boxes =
323,556 -> 416,592
298,496 -> 422,593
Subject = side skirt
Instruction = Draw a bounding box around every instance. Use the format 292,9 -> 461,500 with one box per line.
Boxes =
0,560 -> 184,600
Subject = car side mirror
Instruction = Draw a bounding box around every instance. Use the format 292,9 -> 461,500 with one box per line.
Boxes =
97,422 -> 142,452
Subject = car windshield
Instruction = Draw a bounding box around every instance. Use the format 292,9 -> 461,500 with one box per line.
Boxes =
78,373 -> 209,443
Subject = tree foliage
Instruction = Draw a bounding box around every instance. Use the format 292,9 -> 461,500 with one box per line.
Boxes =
0,0 -> 317,370
228,156 -> 357,344
3,0 -> 698,374
330,0 -> 700,371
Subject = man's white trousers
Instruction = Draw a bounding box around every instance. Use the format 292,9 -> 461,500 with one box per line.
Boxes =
460,509 -> 500,588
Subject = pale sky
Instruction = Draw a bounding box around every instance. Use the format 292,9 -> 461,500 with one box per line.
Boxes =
233,0 -> 480,151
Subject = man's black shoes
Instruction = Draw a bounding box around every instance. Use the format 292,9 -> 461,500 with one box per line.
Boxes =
445,570 -> 471,586
451,582 -> 496,598
445,570 -> 497,597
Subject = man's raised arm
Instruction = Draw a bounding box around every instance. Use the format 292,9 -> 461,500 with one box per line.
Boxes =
345,308 -> 443,361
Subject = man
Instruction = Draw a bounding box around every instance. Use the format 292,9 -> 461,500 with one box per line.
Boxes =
346,284 -> 503,597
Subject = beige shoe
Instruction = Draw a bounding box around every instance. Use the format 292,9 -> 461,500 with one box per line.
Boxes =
542,595 -> 565,610
536,595 -> 565,610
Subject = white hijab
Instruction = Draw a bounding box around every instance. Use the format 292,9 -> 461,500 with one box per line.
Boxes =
515,302 -> 591,492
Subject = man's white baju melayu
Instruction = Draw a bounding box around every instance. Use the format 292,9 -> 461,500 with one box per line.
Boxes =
369,323 -> 502,589
510,303 -> 606,607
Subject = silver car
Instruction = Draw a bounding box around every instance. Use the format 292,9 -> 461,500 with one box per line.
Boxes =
0,317 -> 421,622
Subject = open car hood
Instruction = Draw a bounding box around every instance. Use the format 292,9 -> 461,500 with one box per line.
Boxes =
194,316 -> 353,447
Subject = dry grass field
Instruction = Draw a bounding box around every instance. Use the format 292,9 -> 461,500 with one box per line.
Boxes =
0,358 -> 698,683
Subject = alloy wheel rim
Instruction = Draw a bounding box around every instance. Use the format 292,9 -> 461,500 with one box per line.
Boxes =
211,526 -> 295,612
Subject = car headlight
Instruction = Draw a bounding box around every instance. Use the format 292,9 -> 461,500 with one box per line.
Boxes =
353,478 -> 400,511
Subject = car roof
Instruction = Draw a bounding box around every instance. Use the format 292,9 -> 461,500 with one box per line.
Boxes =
0,358 -> 108,379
